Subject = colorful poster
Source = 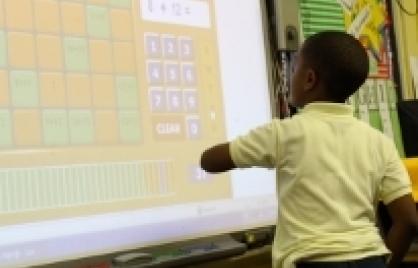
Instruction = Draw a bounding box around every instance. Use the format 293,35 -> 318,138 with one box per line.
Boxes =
339,0 -> 391,79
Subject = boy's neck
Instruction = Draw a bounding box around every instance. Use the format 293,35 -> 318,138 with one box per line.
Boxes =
300,99 -> 346,108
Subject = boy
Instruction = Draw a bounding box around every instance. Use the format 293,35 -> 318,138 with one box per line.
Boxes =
200,31 -> 418,268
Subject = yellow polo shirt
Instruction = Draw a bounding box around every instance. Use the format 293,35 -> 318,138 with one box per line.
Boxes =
229,102 -> 412,268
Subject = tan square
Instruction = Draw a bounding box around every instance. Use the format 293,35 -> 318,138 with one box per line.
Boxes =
61,2 -> 86,35
40,73 -> 66,107
88,0 -> 108,4
92,75 -> 115,108
14,109 -> 41,146
37,35 -> 63,70
110,9 -> 133,41
34,0 -> 60,33
113,42 -> 135,74
67,74 -> 91,107
0,0 -> 4,28
90,40 -> 112,73
8,32 -> 36,68
0,70 -> 9,106
4,0 -> 33,31
95,110 -> 118,144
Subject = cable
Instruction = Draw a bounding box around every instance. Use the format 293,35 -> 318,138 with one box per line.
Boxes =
396,0 -> 418,16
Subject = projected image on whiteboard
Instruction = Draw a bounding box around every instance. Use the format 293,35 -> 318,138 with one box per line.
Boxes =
0,0 -> 230,225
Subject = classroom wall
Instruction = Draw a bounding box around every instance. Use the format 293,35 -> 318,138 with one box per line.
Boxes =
392,0 -> 418,99
299,0 -> 407,155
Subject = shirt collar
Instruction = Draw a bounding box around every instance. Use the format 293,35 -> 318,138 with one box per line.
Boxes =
300,102 -> 353,116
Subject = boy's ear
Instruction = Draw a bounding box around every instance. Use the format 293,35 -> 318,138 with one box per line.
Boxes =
303,68 -> 317,92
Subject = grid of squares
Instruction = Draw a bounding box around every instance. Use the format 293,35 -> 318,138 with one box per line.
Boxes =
0,160 -> 172,213
145,33 -> 201,141
0,0 -> 141,148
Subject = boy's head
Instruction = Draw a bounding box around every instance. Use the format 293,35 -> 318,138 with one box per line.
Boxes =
290,31 -> 369,107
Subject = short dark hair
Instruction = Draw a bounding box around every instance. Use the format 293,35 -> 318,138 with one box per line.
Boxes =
301,31 -> 369,102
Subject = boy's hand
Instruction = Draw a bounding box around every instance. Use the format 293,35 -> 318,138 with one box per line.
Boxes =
200,143 -> 236,173
385,194 -> 418,268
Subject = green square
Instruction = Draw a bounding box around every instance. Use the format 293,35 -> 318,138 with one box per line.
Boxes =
69,110 -> 94,144
87,6 -> 110,39
42,110 -> 69,146
0,110 -> 12,147
116,76 -> 139,108
10,71 -> 39,107
64,37 -> 89,72
369,111 -> 382,131
109,0 -> 131,8
0,31 -> 7,67
119,110 -> 140,143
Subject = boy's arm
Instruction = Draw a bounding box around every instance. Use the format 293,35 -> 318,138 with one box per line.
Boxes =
201,143 -> 236,173
385,194 -> 418,268
379,140 -> 418,267
200,121 -> 279,173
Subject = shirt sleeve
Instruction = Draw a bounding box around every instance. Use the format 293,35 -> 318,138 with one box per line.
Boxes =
229,120 -> 279,169
379,140 -> 412,205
